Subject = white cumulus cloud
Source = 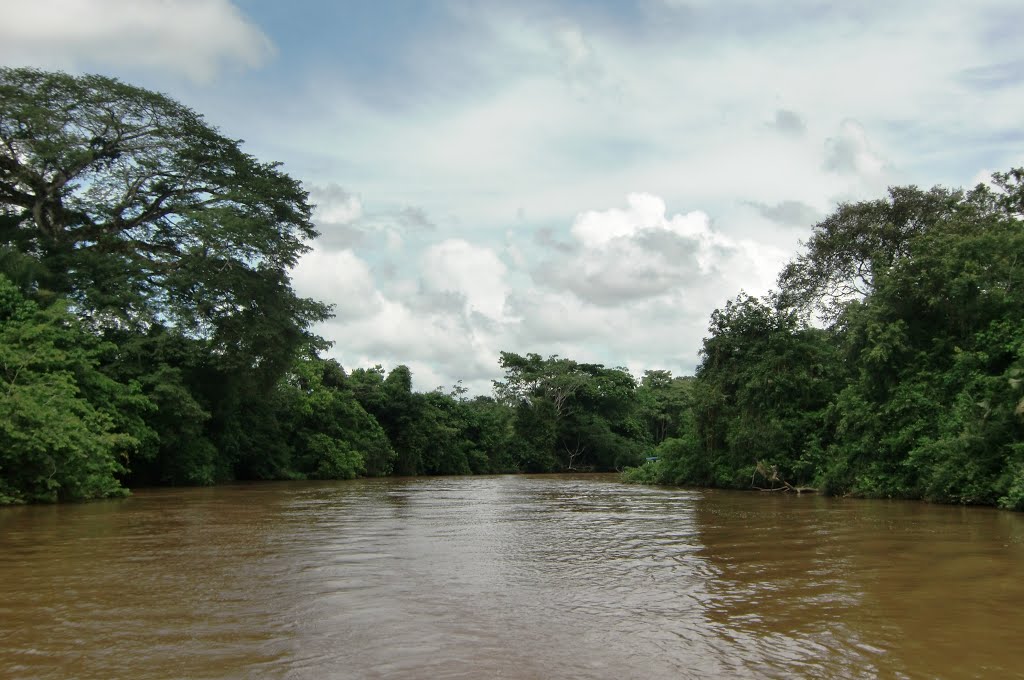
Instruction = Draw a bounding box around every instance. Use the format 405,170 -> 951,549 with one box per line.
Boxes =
824,120 -> 888,177
0,0 -> 273,82
421,240 -> 509,320
536,193 -> 751,306
291,249 -> 381,321
309,184 -> 363,226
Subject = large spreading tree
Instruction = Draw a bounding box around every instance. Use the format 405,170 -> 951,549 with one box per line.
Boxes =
0,67 -> 329,371
1,68 -> 332,498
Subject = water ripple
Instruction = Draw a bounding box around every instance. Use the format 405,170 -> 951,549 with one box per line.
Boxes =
2,476 -> 1024,678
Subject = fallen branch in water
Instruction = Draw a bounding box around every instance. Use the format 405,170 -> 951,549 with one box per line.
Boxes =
752,461 -> 818,494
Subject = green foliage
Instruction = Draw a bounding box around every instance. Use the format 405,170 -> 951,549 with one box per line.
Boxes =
4,65 -> 1022,512
813,180 -> 1024,503
621,169 -> 1024,511
345,366 -> 513,476
653,429 -> 711,487
462,396 -> 516,472
0,67 -> 330,358
494,352 -> 643,472
800,173 -> 1024,503
304,435 -> 363,480
0,68 -> 332,498
998,456 -> 1024,511
0,275 -> 141,503
621,460 -> 662,484
777,184 -> 964,322
636,371 -> 694,445
692,293 -> 840,488
277,356 -> 394,480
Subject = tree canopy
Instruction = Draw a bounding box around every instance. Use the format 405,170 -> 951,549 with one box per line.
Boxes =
1,68 -> 331,500
628,171 -> 1024,510
2,66 -> 1022,512
0,67 -> 330,372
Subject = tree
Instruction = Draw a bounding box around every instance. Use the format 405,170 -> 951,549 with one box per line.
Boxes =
461,395 -> 516,472
494,351 -> 642,471
0,274 -> 146,503
100,327 -> 221,486
277,356 -> 395,480
0,68 -> 330,376
777,185 -> 964,322
693,293 -> 840,488
348,365 -> 427,475
0,68 -> 338,490
820,184 -> 1024,502
636,370 -> 694,445
767,169 -> 1024,502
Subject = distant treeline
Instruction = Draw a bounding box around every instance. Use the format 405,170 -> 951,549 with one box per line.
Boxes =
1,68 -> 1021,508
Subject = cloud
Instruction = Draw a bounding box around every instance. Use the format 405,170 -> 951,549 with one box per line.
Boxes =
958,59 -> 1024,91
309,184 -> 363,225
70,0 -> 1017,393
769,109 -> 807,136
747,200 -> 821,228
395,206 -> 436,230
505,284 -> 755,380
384,230 -> 404,252
0,0 -> 273,82
509,192 -> 791,377
823,120 -> 887,177
319,293 -> 506,392
421,239 -> 509,319
306,184 -> 365,250
533,193 -> 733,306
507,289 -> 620,344
307,187 -> 438,253
291,245 -> 506,390
969,168 -> 998,188
556,26 -> 592,71
291,248 -> 382,321
292,190 -> 790,394
533,227 -> 576,253
533,237 -> 699,306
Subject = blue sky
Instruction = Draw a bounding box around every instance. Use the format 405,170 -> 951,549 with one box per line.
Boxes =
3,0 -> 1022,391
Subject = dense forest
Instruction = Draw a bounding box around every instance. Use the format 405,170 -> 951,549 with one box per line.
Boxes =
1,68 -> 1022,508
625,171 -> 1024,510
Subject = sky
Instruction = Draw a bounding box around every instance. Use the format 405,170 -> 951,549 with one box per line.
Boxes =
3,0 -> 1023,392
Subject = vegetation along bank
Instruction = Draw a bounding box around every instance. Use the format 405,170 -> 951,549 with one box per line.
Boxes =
1,67 -> 1021,508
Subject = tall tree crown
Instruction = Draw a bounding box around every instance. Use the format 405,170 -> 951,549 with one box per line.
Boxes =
0,67 -> 330,372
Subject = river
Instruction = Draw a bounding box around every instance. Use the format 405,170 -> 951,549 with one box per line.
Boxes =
1,474 -> 1023,679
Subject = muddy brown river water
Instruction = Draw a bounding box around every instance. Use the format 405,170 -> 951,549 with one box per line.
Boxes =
2,474 -> 1023,679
